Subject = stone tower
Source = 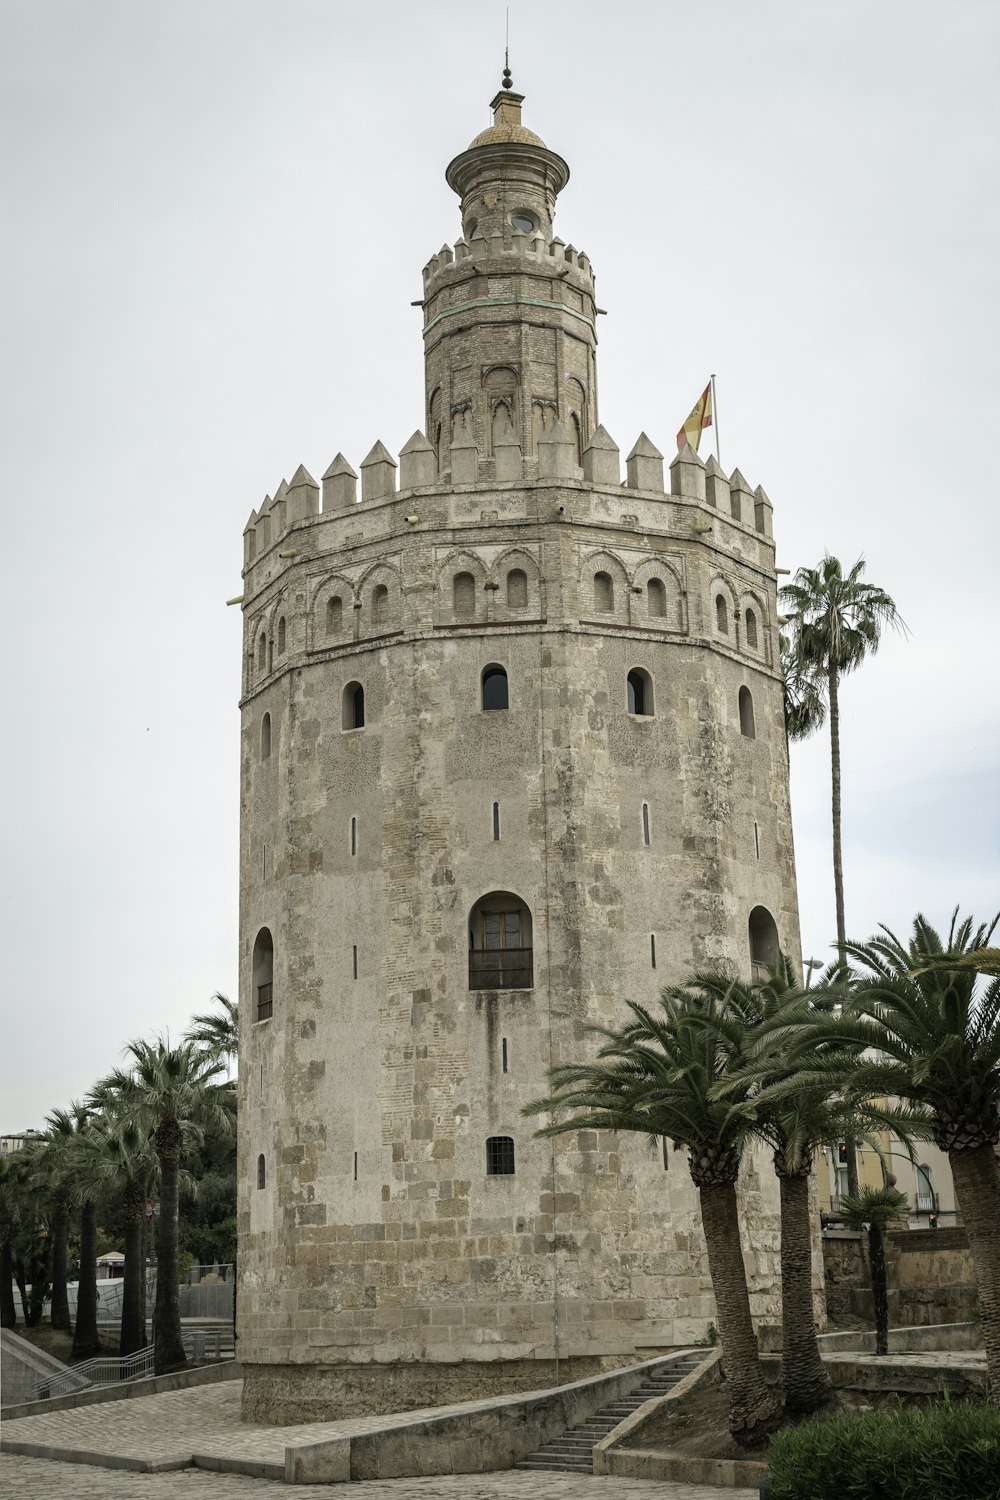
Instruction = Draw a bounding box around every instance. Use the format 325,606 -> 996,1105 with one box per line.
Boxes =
236,74 -> 801,1425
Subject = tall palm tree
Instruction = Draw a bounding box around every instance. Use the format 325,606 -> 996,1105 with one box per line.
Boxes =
778,632 -> 826,742
792,911 -> 1000,1397
0,1154 -> 22,1327
779,556 -> 905,962
780,556 -> 905,1196
839,1186 -> 908,1356
102,1038 -> 233,1373
525,988 -> 781,1447
186,992 -> 239,1074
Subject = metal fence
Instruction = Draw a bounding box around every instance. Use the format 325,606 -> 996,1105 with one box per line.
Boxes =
29,1326 -> 234,1402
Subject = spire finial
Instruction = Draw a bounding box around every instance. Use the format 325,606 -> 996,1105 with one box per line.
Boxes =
503,8 -> 512,89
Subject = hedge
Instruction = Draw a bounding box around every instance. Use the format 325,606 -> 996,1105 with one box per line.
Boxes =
767,1401 -> 1000,1500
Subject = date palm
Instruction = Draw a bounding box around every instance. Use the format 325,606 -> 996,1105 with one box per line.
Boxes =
101,1038 -> 233,1373
839,1186 -> 908,1355
781,556 -> 904,1196
795,911 -> 1000,1396
525,987 -> 781,1447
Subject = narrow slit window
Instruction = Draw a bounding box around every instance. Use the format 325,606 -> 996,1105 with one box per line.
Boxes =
501,1038 -> 508,1073
662,1139 -> 669,1170
260,713 -> 271,762
257,1154 -> 266,1190
754,821 -> 760,860
486,1136 -> 515,1176
642,803 -> 650,846
716,595 -> 729,634
353,1151 -> 358,1182
351,816 -> 357,856
352,944 -> 358,980
492,802 -> 500,841
650,934 -> 657,969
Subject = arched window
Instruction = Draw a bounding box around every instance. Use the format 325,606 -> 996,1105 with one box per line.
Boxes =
506,568 -> 528,608
739,686 -> 756,739
343,681 -> 365,730
260,713 -> 271,762
453,571 -> 475,620
715,595 -> 729,634
486,1136 -> 516,1176
429,386 -> 443,473
256,633 -> 267,671
253,928 -> 274,1022
469,891 -> 533,989
276,617 -> 286,655
594,571 -> 614,612
327,596 -> 343,636
647,578 -> 667,618
257,1154 -> 266,1190
749,906 -> 779,981
481,665 -> 508,711
627,668 -> 653,716
745,609 -> 758,649
373,584 -> 389,626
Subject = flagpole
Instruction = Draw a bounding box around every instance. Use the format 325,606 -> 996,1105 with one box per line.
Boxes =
710,373 -> 720,465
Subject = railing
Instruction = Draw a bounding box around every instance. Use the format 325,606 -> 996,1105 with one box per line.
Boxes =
915,1195 -> 936,1212
29,1326 -> 234,1401
469,948 -> 533,990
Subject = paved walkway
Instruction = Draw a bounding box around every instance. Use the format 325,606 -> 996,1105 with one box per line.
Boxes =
0,1453 -> 757,1498
0,1378 -> 756,1497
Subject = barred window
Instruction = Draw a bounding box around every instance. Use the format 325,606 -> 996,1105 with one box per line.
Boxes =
486,1136 -> 515,1176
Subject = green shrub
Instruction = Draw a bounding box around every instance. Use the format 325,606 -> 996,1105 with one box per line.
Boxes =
767,1401 -> 1000,1500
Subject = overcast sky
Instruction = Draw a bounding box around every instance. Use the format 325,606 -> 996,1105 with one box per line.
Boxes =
2,1 -> 997,1130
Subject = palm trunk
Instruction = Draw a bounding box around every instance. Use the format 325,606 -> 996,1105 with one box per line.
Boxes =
949,1144 -> 1000,1398
72,1200 -> 101,1358
49,1196 -> 71,1332
868,1223 -> 889,1356
778,1168 -> 832,1412
828,661 -> 860,1199
698,1179 -> 781,1445
120,1182 -> 148,1356
152,1121 -> 186,1374
1,1232 -> 16,1326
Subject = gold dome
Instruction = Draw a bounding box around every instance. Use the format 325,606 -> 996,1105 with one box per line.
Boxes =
469,121 -> 546,149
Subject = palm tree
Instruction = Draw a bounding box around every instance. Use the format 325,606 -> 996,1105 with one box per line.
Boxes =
102,1037 -> 234,1373
525,987 -> 781,1447
0,1155 -> 22,1327
794,911 -> 1000,1396
779,556 -> 905,962
28,1106 -> 90,1334
779,632 -> 826,742
780,556 -> 905,1195
186,992 -> 239,1074
839,1186 -> 908,1355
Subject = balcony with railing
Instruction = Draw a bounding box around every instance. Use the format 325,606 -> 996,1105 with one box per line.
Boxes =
469,947 -> 533,991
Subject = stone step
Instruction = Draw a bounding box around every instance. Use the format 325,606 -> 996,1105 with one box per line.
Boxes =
514,1459 -> 593,1472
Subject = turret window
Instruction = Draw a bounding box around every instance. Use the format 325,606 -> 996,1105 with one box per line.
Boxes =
253,928 -> 274,1022
627,668 -> 653,717
486,1136 -> 516,1175
739,686 -> 756,739
343,682 -> 365,730
481,665 -> 509,711
260,713 -> 271,762
276,616 -> 286,655
716,595 -> 729,634
510,213 -> 535,234
469,892 -> 533,990
257,633 -> 267,672
745,609 -> 758,649
373,584 -> 389,626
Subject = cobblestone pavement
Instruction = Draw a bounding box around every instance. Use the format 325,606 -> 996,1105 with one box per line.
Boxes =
0,1453 -> 758,1499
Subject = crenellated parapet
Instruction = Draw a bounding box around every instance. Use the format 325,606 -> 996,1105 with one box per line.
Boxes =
421,230 -> 595,298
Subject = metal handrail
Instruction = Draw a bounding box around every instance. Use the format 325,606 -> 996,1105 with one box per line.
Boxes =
30,1327 -> 234,1400
469,947 -> 533,990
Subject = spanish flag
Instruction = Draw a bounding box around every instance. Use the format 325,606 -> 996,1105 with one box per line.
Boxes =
677,382 -> 713,452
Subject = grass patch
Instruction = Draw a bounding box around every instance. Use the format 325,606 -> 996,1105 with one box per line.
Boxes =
768,1401 -> 1000,1500
9,1325 -> 112,1365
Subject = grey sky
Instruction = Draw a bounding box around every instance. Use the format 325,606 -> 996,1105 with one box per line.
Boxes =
2,1 -> 997,1128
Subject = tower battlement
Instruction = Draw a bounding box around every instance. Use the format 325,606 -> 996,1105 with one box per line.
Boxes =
421,232 -> 595,295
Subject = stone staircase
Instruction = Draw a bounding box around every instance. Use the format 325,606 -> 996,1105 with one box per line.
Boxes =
514,1351 -> 704,1474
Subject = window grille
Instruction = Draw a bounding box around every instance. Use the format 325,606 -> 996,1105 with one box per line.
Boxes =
486,1136 -> 515,1176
